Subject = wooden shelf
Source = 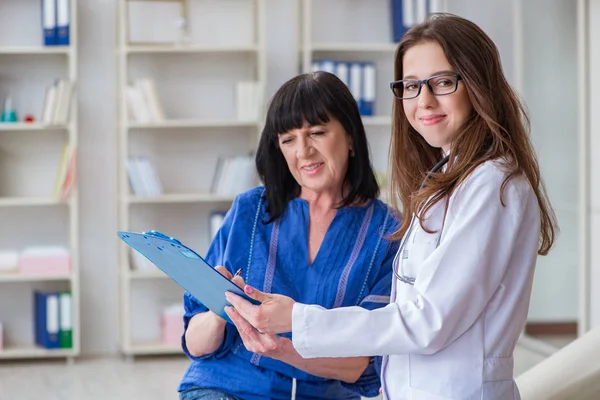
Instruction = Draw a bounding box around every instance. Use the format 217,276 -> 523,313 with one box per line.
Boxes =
0,345 -> 76,359
0,123 -> 69,131
0,46 -> 71,55
127,119 -> 259,129
125,44 -> 259,54
127,193 -> 236,204
0,197 -> 68,207
0,273 -> 72,283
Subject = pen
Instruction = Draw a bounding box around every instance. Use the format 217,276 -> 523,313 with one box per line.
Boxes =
233,268 -> 242,278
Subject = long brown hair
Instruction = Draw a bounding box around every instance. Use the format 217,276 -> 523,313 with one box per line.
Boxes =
389,13 -> 557,255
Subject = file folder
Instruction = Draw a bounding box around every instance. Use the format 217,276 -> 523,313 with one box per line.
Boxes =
362,63 -> 376,116
349,62 -> 363,112
319,59 -> 336,75
34,291 -> 60,349
59,292 -> 73,348
42,0 -> 57,46
335,62 -> 350,88
118,230 -> 260,324
56,0 -> 70,46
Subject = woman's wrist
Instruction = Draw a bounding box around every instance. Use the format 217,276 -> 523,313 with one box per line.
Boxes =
209,310 -> 228,328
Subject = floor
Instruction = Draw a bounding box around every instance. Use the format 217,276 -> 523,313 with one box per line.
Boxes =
0,337 -> 573,400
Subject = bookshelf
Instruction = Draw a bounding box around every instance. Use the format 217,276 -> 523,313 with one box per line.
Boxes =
0,0 -> 79,360
116,0 -> 266,356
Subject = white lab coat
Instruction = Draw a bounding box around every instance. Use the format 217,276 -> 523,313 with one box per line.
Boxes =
292,160 -> 541,399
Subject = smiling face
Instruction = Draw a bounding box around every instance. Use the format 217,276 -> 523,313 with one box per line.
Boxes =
402,41 -> 473,153
278,118 -> 352,199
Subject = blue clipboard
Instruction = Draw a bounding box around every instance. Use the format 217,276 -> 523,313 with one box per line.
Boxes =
117,230 -> 260,324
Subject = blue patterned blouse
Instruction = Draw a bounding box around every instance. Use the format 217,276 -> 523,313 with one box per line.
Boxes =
179,187 -> 399,400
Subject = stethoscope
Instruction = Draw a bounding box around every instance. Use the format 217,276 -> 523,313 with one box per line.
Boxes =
393,154 -> 450,283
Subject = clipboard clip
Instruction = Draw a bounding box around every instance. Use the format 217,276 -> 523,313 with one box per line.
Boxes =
143,230 -> 182,246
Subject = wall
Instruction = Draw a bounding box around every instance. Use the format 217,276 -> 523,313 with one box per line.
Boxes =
520,0 -> 579,322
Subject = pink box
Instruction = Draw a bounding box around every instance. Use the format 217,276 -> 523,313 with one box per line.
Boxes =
18,248 -> 70,275
161,311 -> 184,346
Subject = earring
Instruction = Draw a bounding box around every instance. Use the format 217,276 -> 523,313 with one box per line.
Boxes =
350,149 -> 355,157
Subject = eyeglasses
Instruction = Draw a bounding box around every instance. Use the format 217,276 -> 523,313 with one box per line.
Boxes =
390,74 -> 462,100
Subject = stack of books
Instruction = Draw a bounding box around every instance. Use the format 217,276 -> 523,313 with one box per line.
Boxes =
210,154 -> 257,196
312,60 -> 376,116
42,79 -> 74,126
54,144 -> 76,200
42,0 -> 71,46
125,78 -> 165,123
126,156 -> 163,196
34,291 -> 73,349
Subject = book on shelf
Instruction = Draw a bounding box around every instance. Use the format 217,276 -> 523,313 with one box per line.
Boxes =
42,79 -> 74,125
210,154 -> 257,196
0,250 -> 19,274
42,0 -> 70,46
42,0 -> 57,46
58,292 -> 72,348
56,0 -> 70,46
391,0 -> 443,42
127,156 -> 163,197
313,60 -> 376,116
53,144 -> 76,201
34,291 -> 73,349
35,291 -> 59,349
0,247 -> 70,276
19,246 -> 71,275
125,78 -> 165,123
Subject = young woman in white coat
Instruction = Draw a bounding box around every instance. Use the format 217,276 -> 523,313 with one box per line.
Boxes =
223,14 -> 558,400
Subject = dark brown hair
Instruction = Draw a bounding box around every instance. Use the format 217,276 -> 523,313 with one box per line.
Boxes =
256,72 -> 379,222
389,13 -> 557,255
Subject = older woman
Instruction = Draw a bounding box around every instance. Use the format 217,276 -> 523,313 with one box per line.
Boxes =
178,72 -> 400,400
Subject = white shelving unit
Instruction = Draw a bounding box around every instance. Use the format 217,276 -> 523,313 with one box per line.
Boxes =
0,0 -> 79,361
116,0 -> 266,357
